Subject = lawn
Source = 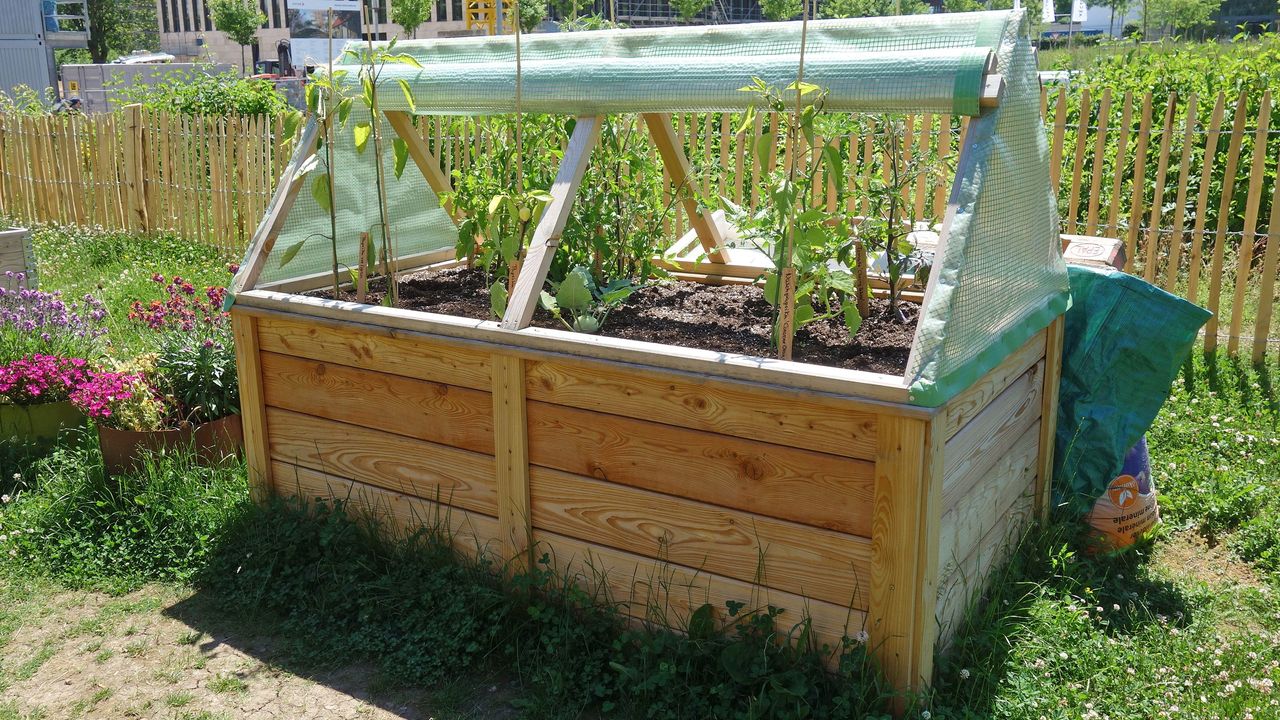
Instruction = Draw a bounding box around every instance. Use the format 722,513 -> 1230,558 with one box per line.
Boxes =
1,224 -> 1278,719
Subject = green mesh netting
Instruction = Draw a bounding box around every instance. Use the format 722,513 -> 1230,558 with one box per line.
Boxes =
904,10 -> 1070,406
249,10 -> 1069,408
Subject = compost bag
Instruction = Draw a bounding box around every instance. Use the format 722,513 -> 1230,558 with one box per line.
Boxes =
1054,265 -> 1210,536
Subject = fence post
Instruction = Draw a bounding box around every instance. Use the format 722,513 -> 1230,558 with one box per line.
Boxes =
120,104 -> 150,232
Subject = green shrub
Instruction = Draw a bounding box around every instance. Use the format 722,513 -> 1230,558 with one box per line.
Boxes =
108,68 -> 289,117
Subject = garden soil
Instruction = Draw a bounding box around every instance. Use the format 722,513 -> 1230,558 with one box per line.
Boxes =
319,268 -> 917,375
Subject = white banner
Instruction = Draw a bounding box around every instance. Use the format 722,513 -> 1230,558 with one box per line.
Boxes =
287,0 -> 363,67
1071,0 -> 1089,22
288,0 -> 361,10
1041,0 -> 1056,24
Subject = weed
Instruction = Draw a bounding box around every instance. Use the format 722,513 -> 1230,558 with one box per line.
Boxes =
163,692 -> 194,708
123,640 -> 148,658
153,667 -> 184,684
176,630 -> 202,646
93,649 -> 114,664
69,687 -> 112,716
0,701 -> 46,720
206,673 -> 247,694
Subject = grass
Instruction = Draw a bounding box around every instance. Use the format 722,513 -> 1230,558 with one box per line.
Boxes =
1,223 -> 1279,718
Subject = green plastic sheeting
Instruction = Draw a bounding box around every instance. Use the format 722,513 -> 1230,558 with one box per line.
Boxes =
336,13 -> 1012,117
1054,265 -> 1211,513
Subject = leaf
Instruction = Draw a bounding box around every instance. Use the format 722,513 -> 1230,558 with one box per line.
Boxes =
397,78 -> 416,113
539,290 -> 560,315
601,286 -> 632,305
296,153 -> 321,177
279,239 -> 305,267
353,122 -> 372,154
794,303 -> 814,326
393,138 -> 409,179
557,269 -> 593,312
843,301 -> 863,336
754,134 -> 773,169
311,173 -> 331,212
687,603 -> 717,641
762,271 -> 779,306
336,97 -> 353,124
362,76 -> 375,109
821,144 -> 842,187
826,269 -> 856,294
391,53 -> 423,68
489,280 -> 508,319
305,83 -> 320,113
734,106 -> 756,136
488,194 -> 508,216
282,111 -> 303,139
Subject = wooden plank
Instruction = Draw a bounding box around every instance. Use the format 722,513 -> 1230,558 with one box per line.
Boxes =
940,329 -> 1046,440
1048,90 -> 1068,190
1106,92 -> 1134,236
529,467 -> 873,607
1065,88 -> 1090,234
1228,90 -> 1271,354
385,110 -> 458,220
1142,94 -> 1177,282
942,361 -> 1044,509
121,104 -> 148,230
1254,148 -> 1280,362
230,313 -> 272,501
273,461 -> 500,558
642,112 -> 728,263
1205,92 -> 1251,353
531,528 -> 867,655
254,311 -> 492,390
979,74 -> 1005,108
1187,93 -> 1226,304
1123,93 -> 1153,271
870,415 -> 930,694
1164,94 -> 1199,292
501,116 -> 602,331
493,354 -> 531,565
265,407 -> 497,515
526,400 -> 876,536
230,119 -> 322,295
1036,316 -> 1064,522
524,356 -> 879,460
235,291 -> 920,405
259,351 -> 494,454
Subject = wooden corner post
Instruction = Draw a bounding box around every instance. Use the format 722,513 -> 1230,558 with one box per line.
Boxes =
492,353 -> 531,569
870,414 -> 938,704
1036,315 -> 1065,523
231,312 -> 272,504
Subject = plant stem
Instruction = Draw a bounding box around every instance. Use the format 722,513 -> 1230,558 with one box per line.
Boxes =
326,8 -> 340,299
364,1 -> 398,304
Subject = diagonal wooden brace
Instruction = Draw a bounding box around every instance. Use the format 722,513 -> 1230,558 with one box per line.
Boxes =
384,110 -> 460,221
642,113 -> 729,264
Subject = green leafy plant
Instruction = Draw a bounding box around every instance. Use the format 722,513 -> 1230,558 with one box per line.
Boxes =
760,0 -> 802,20
538,265 -> 632,333
107,69 -> 290,117
671,0 -> 713,22
389,0 -> 431,38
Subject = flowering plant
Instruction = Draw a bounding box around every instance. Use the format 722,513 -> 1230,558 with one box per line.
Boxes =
69,369 -> 166,432
0,355 -> 91,405
0,274 -> 108,363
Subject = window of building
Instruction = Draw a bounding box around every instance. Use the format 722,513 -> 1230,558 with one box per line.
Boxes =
452,0 -> 464,24
437,0 -> 448,21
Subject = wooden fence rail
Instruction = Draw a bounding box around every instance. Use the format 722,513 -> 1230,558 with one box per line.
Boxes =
0,90 -> 1276,360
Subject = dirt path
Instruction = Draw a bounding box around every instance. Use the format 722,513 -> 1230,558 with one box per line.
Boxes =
0,579 -> 516,720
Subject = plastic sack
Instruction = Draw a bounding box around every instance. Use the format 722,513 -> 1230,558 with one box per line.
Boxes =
1054,265 -> 1211,515
1083,436 -> 1160,551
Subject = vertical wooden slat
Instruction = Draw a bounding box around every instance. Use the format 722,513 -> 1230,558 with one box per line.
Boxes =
748,111 -> 763,211
493,353 -> 531,565
231,313 -> 272,501
1065,88 -> 1091,234
933,115 -> 952,219
1188,93 -> 1226,305
1123,93 -> 1153,271
1083,89 -> 1112,235
1204,92 -> 1251,354
1228,90 -> 1271,354
1048,89 -> 1068,190
1106,92 -> 1134,237
1253,146 -> 1280,363
1037,316 -> 1065,523
1164,94 -> 1198,292
718,113 -> 731,203
913,113 -> 931,220
1142,94 -> 1177,282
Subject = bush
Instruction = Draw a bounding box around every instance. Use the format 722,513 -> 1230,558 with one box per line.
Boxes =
108,68 -> 289,117
198,498 -> 896,717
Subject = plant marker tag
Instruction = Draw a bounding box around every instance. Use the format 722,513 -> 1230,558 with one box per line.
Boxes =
777,266 -> 798,361
508,259 -> 522,295
357,231 -> 369,303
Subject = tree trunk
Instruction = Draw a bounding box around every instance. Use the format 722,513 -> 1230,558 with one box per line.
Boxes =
240,45 -> 247,75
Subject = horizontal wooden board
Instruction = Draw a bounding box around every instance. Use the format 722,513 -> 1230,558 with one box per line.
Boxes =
529,467 -> 872,608
940,330 -> 1046,441
525,357 -> 879,460
256,313 -> 492,390
270,460 -> 501,559
266,407 -> 498,516
532,528 -> 868,655
937,421 -> 1039,574
942,361 -> 1043,509
260,351 -> 494,454
526,401 -> 876,536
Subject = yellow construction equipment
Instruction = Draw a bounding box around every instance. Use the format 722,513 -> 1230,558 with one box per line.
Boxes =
465,0 -> 516,34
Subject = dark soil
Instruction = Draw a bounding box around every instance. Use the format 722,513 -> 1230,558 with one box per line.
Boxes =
317,267 -> 917,375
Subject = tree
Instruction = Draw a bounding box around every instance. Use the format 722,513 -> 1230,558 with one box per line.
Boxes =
390,0 -> 431,38
85,0 -> 158,64
671,0 -> 714,21
209,0 -> 266,73
1143,0 -> 1221,36
821,0 -> 928,17
516,0 -> 549,31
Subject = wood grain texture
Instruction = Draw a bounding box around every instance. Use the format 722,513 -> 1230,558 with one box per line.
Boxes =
259,351 -> 494,454
529,467 -> 872,608
1228,90 -> 1271,353
231,312 -> 272,502
271,460 -> 501,559
942,361 -> 1044,509
1037,317 -> 1065,522
644,113 -> 728,262
255,312 -> 492,390
870,415 -> 929,693
939,329 -> 1045,441
531,528 -> 867,658
493,354 -> 531,564
265,407 -> 497,516
526,400 -> 875,537
524,357 -> 879,460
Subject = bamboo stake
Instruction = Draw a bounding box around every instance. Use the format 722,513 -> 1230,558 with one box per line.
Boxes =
1252,146 -> 1280,363
1123,93 -> 1153,271
1106,92 -> 1134,236
1048,89 -> 1067,190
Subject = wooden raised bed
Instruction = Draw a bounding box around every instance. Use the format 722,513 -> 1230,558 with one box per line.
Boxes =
230,289 -> 1063,694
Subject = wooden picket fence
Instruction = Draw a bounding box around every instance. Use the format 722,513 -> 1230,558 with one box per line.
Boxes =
0,89 -> 1276,359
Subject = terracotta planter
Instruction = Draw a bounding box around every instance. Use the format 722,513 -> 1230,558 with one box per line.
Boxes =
0,400 -> 84,443
97,413 -> 244,477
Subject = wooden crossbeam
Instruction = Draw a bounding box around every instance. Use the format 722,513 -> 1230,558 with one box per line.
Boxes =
231,119 -> 322,295
642,113 -> 729,263
384,111 -> 459,221
500,115 -> 603,331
